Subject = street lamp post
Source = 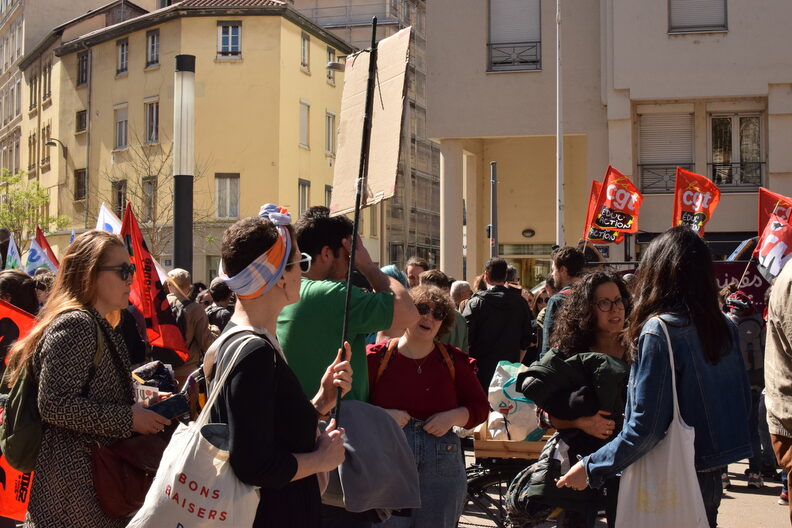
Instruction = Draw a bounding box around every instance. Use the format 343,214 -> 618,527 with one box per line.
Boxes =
173,54 -> 196,274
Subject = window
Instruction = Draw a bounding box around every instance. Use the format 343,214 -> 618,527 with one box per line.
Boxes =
669,0 -> 726,33
77,52 -> 89,85
117,39 -> 128,74
326,47 -> 336,83
298,179 -> 310,217
638,113 -> 694,193
15,21 -> 20,57
142,177 -> 156,221
324,184 -> 332,207
206,255 -> 221,282
28,74 -> 36,110
710,114 -> 763,188
42,62 -> 51,99
14,77 -> 19,116
488,0 -> 541,71
40,123 -> 51,165
325,111 -> 336,155
217,22 -> 241,57
76,110 -> 87,132
216,173 -> 240,219
26,131 -> 35,169
370,204 -> 378,237
146,30 -> 160,66
157,0 -> 175,7
8,83 -> 14,118
299,102 -> 310,148
300,33 -> 310,70
111,180 -> 127,217
145,101 -> 159,144
13,135 -> 19,174
74,169 -> 87,201
114,106 -> 128,149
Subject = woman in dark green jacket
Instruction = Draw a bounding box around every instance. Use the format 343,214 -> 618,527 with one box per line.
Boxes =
519,271 -> 632,528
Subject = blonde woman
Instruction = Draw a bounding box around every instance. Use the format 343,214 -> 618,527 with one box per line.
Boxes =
6,230 -> 169,527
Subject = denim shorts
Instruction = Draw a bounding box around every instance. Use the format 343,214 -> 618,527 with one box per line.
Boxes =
380,418 -> 467,528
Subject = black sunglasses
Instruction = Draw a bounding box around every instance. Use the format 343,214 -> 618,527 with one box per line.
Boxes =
416,302 -> 447,321
99,262 -> 136,280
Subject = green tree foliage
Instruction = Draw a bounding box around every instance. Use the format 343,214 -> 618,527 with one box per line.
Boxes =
0,170 -> 70,253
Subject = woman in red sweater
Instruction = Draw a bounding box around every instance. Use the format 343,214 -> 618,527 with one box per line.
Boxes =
367,285 -> 489,528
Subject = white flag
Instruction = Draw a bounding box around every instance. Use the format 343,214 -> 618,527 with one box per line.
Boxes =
25,239 -> 57,274
96,203 -> 122,234
4,233 -> 22,270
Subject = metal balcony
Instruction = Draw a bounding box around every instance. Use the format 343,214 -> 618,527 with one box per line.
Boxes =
488,41 -> 541,72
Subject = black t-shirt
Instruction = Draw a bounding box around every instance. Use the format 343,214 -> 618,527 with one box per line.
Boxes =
209,324 -> 320,528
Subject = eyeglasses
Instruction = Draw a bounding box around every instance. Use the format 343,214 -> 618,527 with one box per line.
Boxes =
98,262 -> 136,281
416,302 -> 447,321
287,252 -> 312,274
537,297 -> 548,305
595,298 -> 625,313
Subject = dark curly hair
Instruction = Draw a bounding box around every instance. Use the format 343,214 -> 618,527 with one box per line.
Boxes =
550,271 -> 632,357
409,285 -> 456,338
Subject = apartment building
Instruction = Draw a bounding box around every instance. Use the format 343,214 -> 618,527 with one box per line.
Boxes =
295,0 -> 440,269
20,0 -> 352,281
0,0 -> 125,176
427,0 -> 792,284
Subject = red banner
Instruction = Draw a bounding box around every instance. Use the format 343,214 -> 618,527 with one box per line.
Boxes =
0,299 -> 35,521
673,168 -> 721,235
758,187 -> 792,235
753,214 -> 792,282
583,180 -> 624,244
592,166 -> 643,234
34,227 -> 59,269
120,203 -> 188,360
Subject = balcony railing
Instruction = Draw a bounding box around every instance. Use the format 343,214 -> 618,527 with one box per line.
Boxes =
300,3 -> 399,27
488,41 -> 541,72
639,163 -> 694,193
709,162 -> 764,189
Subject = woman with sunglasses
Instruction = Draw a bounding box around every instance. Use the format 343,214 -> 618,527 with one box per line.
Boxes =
204,205 -> 352,528
518,271 -> 632,527
5,231 -> 169,527
367,285 -> 489,528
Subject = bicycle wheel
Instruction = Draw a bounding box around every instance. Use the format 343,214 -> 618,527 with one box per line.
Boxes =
462,463 -> 522,528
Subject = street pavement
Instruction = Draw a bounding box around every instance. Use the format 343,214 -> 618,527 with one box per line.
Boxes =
460,457 -> 789,527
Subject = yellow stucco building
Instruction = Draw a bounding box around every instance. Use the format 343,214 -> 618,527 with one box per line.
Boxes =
20,0 -> 353,282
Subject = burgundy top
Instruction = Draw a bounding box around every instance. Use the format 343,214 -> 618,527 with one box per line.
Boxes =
366,340 -> 490,430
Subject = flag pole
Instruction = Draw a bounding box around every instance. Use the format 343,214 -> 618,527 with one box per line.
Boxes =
334,17 -> 378,425
555,0 -> 564,246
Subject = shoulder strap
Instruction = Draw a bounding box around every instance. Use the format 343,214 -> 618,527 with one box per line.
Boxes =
375,338 -> 400,383
435,341 -> 456,382
80,311 -> 110,398
204,325 -> 274,383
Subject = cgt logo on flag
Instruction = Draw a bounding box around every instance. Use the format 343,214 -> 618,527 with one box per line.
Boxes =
592,166 -> 643,234
754,214 -> 792,281
673,168 -> 721,235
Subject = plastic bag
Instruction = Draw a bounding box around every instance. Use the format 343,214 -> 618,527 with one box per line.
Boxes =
487,361 -> 544,441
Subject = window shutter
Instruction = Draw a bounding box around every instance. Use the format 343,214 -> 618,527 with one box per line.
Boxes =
489,0 -> 541,44
669,0 -> 726,30
300,103 -> 310,146
639,114 -> 694,164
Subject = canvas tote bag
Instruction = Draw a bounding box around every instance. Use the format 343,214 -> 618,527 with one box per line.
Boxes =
615,318 -> 708,528
128,328 -> 261,527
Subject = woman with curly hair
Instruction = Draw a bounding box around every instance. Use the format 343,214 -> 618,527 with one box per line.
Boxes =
367,285 -> 489,528
518,270 -> 632,527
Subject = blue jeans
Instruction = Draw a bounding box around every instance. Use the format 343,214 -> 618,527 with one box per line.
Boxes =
697,470 -> 723,528
380,419 -> 467,528
749,390 -> 763,473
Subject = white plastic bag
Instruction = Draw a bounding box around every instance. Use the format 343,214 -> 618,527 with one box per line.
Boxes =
128,332 -> 261,527
615,319 -> 708,528
487,361 -> 544,441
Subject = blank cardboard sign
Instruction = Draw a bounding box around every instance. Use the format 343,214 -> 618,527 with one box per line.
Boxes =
330,27 -> 411,216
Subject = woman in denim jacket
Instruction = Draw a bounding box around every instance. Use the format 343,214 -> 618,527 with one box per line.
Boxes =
557,226 -> 752,528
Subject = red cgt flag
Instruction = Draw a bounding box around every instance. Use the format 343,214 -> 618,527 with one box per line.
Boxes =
592,166 -> 643,234
758,187 -> 792,235
583,180 -> 624,244
34,227 -> 59,270
120,203 -> 189,361
673,168 -> 721,235
753,214 -> 792,282
0,299 -> 36,521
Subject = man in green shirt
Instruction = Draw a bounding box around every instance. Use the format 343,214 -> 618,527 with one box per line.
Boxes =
277,206 -> 418,402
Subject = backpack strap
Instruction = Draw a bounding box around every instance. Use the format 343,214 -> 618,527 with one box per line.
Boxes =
80,311 -> 108,398
435,341 -> 456,383
375,338 -> 400,383
376,338 -> 457,383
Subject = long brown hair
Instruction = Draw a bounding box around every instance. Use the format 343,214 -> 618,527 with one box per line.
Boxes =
5,231 -> 126,385
625,226 -> 730,364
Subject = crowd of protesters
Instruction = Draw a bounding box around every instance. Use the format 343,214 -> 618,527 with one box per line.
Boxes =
0,206 -> 790,528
